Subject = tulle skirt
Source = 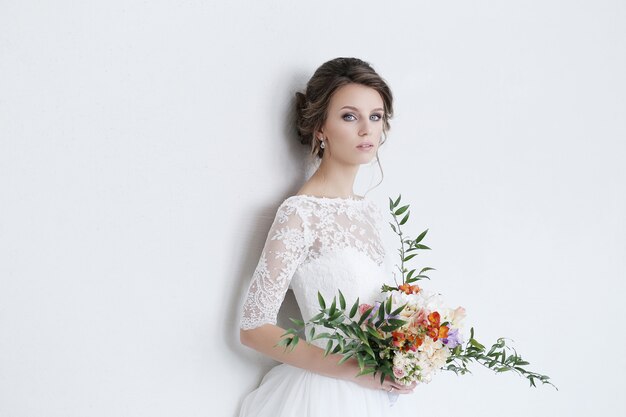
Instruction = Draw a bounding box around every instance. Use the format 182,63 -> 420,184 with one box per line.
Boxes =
239,363 -> 398,417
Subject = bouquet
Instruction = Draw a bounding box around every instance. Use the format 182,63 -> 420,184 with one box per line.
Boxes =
279,195 -> 556,394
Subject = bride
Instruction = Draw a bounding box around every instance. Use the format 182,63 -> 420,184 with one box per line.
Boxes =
238,57 -> 416,416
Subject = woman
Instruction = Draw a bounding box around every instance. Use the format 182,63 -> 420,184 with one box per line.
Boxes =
239,57 -> 415,417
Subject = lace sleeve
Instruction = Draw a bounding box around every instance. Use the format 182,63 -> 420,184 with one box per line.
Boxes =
239,200 -> 310,330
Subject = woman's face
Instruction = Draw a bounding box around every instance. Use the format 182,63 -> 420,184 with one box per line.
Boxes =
318,83 -> 385,166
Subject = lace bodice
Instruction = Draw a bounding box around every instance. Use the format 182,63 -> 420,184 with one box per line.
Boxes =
240,195 -> 393,341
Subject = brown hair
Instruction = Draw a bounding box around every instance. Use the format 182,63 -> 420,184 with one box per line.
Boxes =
295,57 -> 394,159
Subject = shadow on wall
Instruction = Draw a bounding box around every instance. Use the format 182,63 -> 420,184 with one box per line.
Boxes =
220,70 -> 316,417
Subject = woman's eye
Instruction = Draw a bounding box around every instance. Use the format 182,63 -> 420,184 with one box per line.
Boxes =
370,113 -> 383,121
342,113 -> 356,121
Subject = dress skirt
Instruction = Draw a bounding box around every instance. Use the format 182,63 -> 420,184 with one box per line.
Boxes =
239,363 -> 395,417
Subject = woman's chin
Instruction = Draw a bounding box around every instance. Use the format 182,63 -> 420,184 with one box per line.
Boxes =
358,154 -> 378,165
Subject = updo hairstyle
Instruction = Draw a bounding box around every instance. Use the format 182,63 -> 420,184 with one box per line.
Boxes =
295,57 -> 394,159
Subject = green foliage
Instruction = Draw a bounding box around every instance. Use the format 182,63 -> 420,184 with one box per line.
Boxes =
278,289 -> 406,384
444,327 -> 558,390
276,194 -> 556,391
387,194 -> 435,288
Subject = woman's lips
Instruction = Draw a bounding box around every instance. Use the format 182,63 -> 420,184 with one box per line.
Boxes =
357,143 -> 374,151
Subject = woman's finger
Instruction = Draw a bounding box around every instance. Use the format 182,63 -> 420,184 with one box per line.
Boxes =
391,383 -> 414,393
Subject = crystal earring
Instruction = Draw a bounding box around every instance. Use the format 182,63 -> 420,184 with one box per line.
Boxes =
319,137 -> 326,149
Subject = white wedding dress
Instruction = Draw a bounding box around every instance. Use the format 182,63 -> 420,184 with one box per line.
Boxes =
239,194 -> 404,417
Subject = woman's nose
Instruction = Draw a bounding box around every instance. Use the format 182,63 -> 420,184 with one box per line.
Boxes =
359,120 -> 372,136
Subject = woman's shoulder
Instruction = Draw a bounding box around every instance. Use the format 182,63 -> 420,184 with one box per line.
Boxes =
285,193 -> 366,203
275,193 -> 380,220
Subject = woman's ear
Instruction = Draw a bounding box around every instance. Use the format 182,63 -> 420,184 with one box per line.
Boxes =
314,128 -> 323,141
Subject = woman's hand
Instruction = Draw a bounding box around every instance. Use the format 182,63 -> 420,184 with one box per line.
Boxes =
341,358 -> 416,394
350,371 -> 417,394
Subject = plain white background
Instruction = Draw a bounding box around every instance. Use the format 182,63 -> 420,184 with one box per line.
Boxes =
1,1 -> 624,416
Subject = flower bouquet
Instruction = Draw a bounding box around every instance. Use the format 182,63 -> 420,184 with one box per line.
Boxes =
279,195 -> 556,400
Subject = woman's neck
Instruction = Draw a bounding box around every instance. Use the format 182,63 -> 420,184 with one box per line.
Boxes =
307,158 -> 360,198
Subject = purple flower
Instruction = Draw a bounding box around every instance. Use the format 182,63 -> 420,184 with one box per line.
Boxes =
371,302 -> 400,321
442,328 -> 463,349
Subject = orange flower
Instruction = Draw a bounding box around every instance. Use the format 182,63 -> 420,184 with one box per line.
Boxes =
428,311 -> 440,327
414,336 -> 424,347
428,327 -> 439,340
438,325 -> 449,340
399,283 -> 421,295
392,331 -> 406,348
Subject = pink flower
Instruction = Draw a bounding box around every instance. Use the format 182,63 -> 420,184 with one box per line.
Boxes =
359,303 -> 373,316
393,366 -> 406,379
414,309 -> 429,327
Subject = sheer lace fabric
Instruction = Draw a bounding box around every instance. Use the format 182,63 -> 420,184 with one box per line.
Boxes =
240,195 -> 388,335
238,195 -> 409,416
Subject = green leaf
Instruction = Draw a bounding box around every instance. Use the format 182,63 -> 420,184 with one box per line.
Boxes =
289,318 -> 305,327
385,296 -> 392,315
356,353 -> 365,370
275,337 -> 291,348
329,296 -> 337,316
349,297 -> 360,318
393,194 -> 402,208
358,307 -> 374,325
364,345 -> 376,360
324,339 -> 333,356
414,229 -> 429,244
470,338 -> 485,351
389,197 -> 394,211
355,326 -> 368,343
280,328 -> 297,337
403,253 -> 417,262
395,205 -> 409,216
389,222 -> 397,233
386,318 -> 407,327
317,292 -> 326,309
366,325 -> 382,339
338,290 -> 346,310
309,312 -> 325,322
338,353 -> 354,365
413,274 -> 431,280
377,302 -> 385,322
399,211 -> 410,225
391,303 -> 407,316
312,332 -> 332,340
348,322 -> 360,339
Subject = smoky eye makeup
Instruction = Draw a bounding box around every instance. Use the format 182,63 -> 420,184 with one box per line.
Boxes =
341,112 -> 383,121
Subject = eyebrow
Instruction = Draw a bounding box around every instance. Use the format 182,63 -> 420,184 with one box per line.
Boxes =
340,105 -> 384,112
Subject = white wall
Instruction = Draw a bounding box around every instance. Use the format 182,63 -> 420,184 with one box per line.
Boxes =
1,1 -> 624,416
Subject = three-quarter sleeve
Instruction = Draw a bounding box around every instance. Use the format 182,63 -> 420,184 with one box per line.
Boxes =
240,201 -> 310,330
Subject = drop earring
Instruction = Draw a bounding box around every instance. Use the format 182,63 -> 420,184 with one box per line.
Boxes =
319,137 -> 326,149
